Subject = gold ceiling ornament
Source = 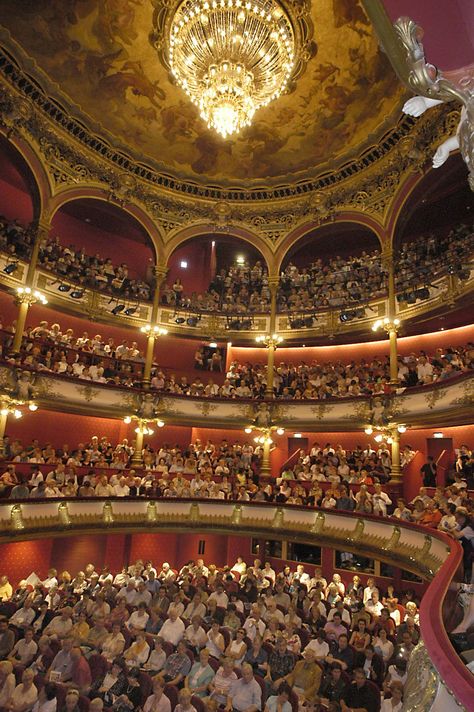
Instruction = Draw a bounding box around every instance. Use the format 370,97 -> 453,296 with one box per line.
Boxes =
151,0 -> 315,138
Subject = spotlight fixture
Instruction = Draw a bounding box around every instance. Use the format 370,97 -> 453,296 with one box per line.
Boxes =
58,283 -> 71,293
186,316 -> 199,327
125,306 -> 138,316
70,289 -> 85,299
111,304 -> 125,315
175,316 -> 186,324
3,261 -> 18,275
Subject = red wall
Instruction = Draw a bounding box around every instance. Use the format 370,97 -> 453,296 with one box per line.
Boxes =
0,539 -> 54,582
166,242 -> 214,295
7,411 -> 130,448
51,211 -> 153,280
229,324 -> 474,366
0,179 -> 34,224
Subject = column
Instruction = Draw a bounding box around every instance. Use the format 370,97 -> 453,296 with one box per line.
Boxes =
384,249 -> 399,387
389,429 -> 402,484
11,218 -> 50,353
261,438 -> 271,477
131,427 -> 144,467
0,412 -> 8,457
142,264 -> 168,389
265,277 -> 279,398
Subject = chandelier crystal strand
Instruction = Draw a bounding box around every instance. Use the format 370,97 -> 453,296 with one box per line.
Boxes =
169,0 -> 295,137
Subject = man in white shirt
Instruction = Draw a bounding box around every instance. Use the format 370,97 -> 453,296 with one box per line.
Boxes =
114,477 -> 130,497
9,599 -> 35,630
44,607 -> 73,641
8,628 -> 38,666
365,591 -> 384,618
292,564 -> 310,587
184,616 -> 208,650
160,609 -> 185,646
117,582 -> 138,606
208,584 -> 228,609
183,594 -> 207,621
243,605 -> 266,642
372,484 -> 392,516
303,631 -> 329,660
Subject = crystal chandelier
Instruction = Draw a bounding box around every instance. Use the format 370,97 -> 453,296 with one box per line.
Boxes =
168,0 -> 295,138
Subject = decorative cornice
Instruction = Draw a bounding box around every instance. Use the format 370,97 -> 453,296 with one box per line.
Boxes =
0,36 -> 460,235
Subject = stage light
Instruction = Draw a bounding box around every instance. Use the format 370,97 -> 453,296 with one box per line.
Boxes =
124,306 -> 138,316
71,289 -> 85,299
3,262 -> 18,275
111,304 -> 125,315
58,284 -> 71,293
187,316 -> 199,327
175,316 -> 186,324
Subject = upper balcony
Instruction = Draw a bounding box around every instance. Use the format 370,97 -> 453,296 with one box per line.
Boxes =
0,248 -> 472,344
1,361 -> 472,429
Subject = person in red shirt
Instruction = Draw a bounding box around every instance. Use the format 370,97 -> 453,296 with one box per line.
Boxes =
69,646 -> 92,695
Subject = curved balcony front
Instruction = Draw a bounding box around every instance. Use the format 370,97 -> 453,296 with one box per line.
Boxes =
0,498 -> 471,710
0,250 -> 472,342
1,363 -> 472,429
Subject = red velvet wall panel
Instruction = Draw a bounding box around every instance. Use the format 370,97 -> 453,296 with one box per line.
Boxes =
0,539 -> 54,582
50,534 -> 108,574
105,534 -> 129,573
0,179 -> 34,224
128,533 -> 179,567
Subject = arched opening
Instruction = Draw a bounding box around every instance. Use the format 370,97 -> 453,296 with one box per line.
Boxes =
48,198 -> 157,303
277,222 -> 385,317
0,135 -> 40,224
164,233 -> 270,314
393,156 -> 473,309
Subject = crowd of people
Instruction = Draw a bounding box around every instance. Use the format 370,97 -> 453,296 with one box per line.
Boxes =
161,221 -> 473,316
0,552 -> 428,712
395,222 -> 474,295
1,215 -> 473,318
1,319 -> 472,400
0,216 -> 154,302
0,436 -> 473,534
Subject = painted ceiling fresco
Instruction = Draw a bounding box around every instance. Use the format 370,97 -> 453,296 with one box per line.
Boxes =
0,0 -> 406,186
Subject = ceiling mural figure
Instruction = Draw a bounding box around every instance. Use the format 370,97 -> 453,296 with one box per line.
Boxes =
0,0 -> 405,185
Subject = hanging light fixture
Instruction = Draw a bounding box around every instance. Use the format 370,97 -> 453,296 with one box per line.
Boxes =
166,0 -> 296,138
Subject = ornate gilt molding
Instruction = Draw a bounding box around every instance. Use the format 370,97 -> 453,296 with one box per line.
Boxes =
0,499 -> 452,580
0,35 -> 461,246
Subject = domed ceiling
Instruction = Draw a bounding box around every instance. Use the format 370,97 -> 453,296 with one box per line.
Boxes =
0,0 -> 406,187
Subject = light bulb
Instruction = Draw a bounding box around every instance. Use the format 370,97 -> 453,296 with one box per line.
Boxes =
244,427 -> 252,434
364,427 -> 373,435
13,409 -> 22,419
124,416 -> 132,424
28,403 -> 38,411
374,434 -> 383,443
276,428 -> 284,435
